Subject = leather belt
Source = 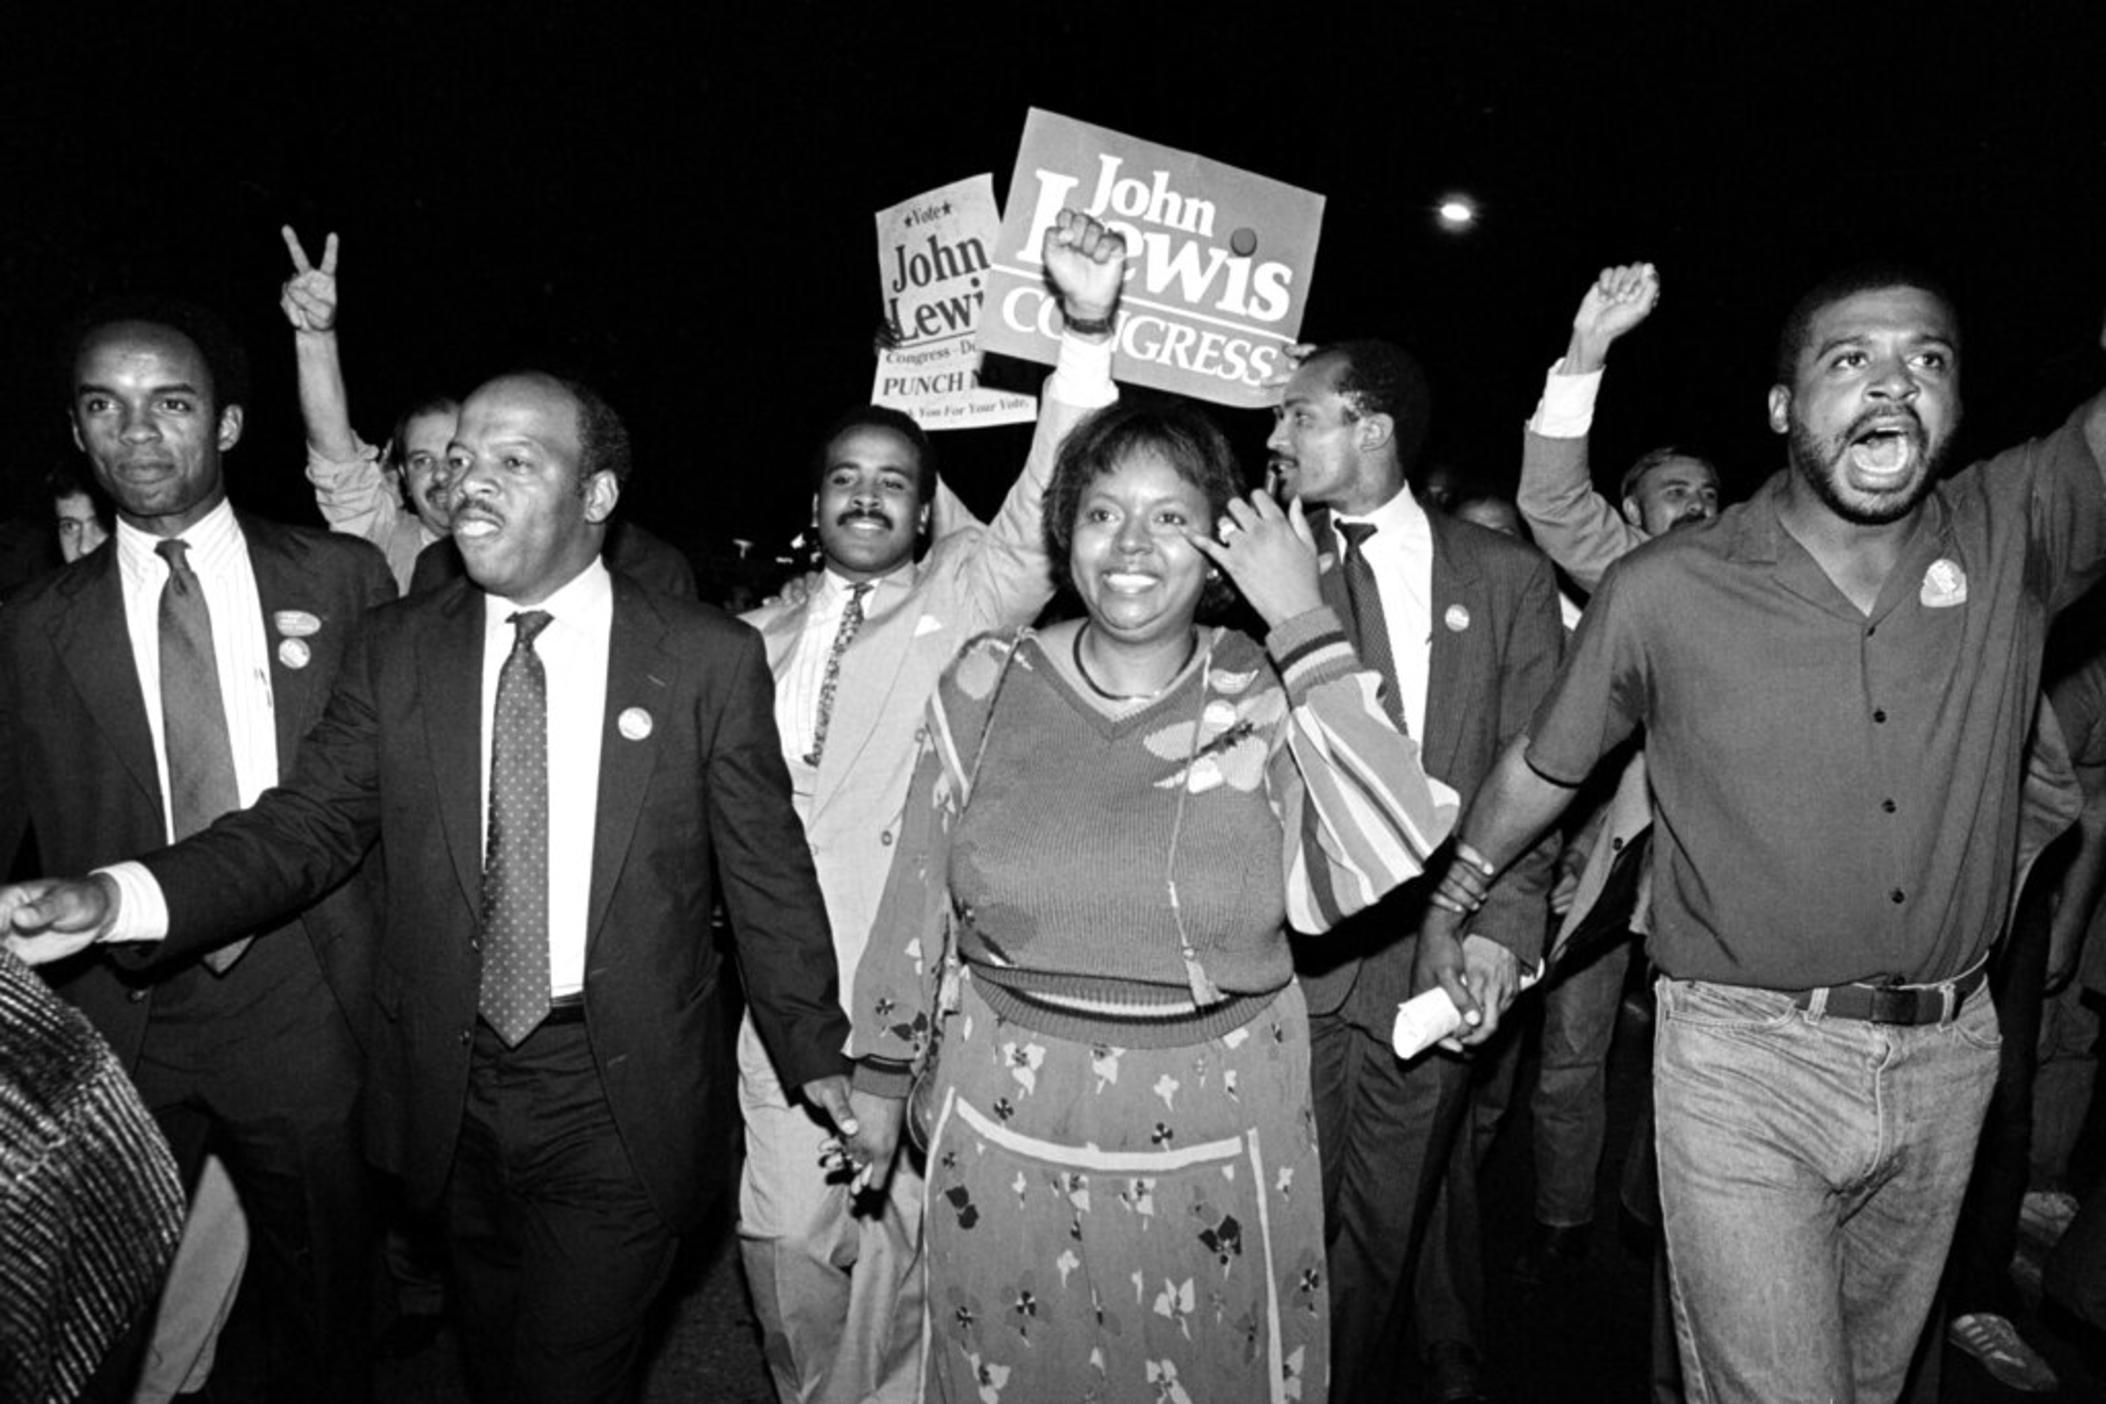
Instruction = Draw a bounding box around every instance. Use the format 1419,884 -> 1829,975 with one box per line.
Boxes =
543,992 -> 587,1025
1789,963 -> 1987,1026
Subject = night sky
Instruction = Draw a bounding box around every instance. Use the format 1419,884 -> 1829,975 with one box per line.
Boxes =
4,3 -> 2102,591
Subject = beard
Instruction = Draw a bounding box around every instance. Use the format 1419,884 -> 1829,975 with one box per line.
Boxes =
1787,407 -> 1953,527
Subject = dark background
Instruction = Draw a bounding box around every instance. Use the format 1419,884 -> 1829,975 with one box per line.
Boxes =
4,2 -> 2102,591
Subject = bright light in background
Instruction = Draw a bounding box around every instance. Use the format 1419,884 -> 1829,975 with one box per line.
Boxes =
1437,196 -> 1477,229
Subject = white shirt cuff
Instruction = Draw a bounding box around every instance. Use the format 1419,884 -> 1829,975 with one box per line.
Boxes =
1528,360 -> 1603,438
93,862 -> 170,943
1048,331 -> 1118,409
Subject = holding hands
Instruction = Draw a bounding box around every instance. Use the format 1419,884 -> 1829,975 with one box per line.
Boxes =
279,226 -> 341,335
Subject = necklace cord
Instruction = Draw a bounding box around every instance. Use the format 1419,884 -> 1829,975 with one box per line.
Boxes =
1072,622 -> 1200,704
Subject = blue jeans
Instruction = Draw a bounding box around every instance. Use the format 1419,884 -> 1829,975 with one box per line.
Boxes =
1653,976 -> 1998,1404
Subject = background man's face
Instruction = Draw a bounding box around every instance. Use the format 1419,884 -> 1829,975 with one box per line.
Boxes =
70,321 -> 241,538
399,408 -> 459,533
1625,457 -> 1721,536
813,424 -> 926,582
1267,355 -> 1372,510
54,490 -> 107,562
1770,285 -> 1960,527
447,376 -> 615,606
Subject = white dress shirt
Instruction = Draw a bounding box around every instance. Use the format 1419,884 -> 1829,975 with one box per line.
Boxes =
114,500 -> 280,838
1528,358 -> 1605,438
1332,486 -> 1435,743
478,561 -> 612,1000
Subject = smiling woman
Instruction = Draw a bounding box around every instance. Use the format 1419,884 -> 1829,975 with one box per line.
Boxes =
847,399 -> 1459,1404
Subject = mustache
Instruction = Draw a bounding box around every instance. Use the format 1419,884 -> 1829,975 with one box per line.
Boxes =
834,507 -> 895,529
1845,406 -> 1925,444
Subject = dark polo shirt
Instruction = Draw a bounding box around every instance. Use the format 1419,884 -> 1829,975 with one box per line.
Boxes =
1527,408 -> 2106,989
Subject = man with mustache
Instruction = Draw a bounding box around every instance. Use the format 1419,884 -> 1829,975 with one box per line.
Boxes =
1412,268 -> 2106,1402
734,207 -> 1122,1404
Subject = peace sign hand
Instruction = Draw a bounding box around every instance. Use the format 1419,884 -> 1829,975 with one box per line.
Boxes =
279,226 -> 341,334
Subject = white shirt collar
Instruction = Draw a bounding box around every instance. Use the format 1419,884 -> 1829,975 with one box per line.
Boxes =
481,557 -> 614,636
115,497 -> 241,589
1333,484 -> 1432,552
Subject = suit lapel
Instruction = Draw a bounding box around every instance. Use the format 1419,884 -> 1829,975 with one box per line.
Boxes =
52,547 -> 162,806
586,579 -> 671,954
419,585 -> 489,914
241,516 -> 323,766
1422,512 -> 1480,783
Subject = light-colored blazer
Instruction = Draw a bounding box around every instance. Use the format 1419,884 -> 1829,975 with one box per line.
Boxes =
745,391 -> 1092,998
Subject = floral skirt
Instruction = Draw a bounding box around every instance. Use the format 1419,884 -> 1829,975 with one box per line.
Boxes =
916,973 -> 1327,1404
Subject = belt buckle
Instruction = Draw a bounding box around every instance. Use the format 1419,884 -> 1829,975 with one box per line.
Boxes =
1864,985 -> 1922,1025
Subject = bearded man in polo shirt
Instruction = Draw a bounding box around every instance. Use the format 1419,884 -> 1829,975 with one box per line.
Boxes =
1409,266 -> 2106,1404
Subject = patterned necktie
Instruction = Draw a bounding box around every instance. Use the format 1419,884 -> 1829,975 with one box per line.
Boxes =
805,582 -> 872,767
477,610 -> 554,1046
1333,521 -> 1406,732
156,539 -> 250,974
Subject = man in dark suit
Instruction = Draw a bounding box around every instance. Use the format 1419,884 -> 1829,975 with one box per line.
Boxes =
0,305 -> 395,1401
2,368 -> 851,1404
1270,340 -> 1564,1404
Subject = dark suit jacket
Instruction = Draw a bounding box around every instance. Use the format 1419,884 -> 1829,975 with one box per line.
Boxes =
137,570 -> 848,1230
1296,505 -> 1566,1032
409,520 -> 697,599
0,514 -> 395,1060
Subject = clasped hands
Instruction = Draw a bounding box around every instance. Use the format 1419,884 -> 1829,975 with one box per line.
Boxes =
1409,926 -> 1523,1053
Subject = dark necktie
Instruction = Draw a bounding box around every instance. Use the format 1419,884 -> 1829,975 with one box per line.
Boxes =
477,610 -> 554,1046
155,539 -> 249,973
1333,521 -> 1406,732
805,582 -> 872,767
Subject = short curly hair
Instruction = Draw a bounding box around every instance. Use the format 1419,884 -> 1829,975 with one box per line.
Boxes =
1773,263 -> 1959,384
1043,398 -> 1242,619
1312,340 -> 1432,474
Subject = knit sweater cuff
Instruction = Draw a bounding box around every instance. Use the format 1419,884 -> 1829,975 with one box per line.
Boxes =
851,1059 -> 914,1099
1265,606 -> 1358,700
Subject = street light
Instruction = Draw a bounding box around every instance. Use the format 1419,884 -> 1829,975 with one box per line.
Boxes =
1437,195 -> 1478,230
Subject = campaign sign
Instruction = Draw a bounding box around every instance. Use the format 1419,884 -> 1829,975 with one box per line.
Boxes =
873,174 -> 1037,430
980,109 -> 1325,410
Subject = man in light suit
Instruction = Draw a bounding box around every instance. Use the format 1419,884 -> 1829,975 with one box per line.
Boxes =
735,208 -> 1122,1404
0,305 -> 394,1402
1270,339 -> 1564,1404
2,370 -> 852,1404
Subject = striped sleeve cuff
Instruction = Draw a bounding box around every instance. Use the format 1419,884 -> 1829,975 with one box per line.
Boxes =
1265,606 -> 1358,700
851,1059 -> 915,1099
